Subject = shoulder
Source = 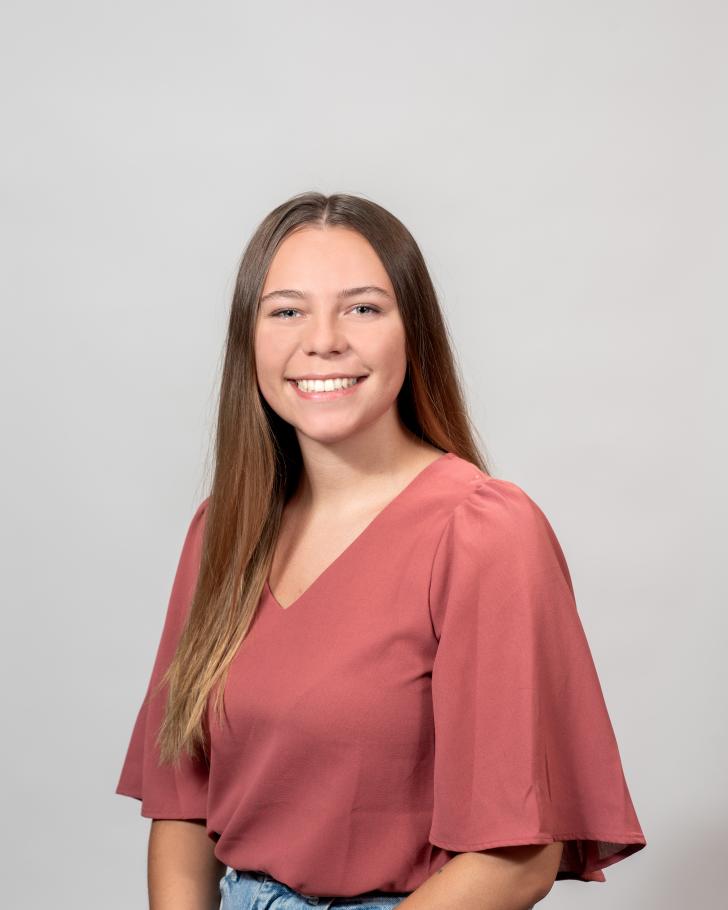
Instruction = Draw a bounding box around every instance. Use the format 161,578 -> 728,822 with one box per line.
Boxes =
429,454 -> 550,540
173,496 -> 211,581
191,495 -> 211,528
428,460 -> 573,630
174,496 -> 210,554
161,496 -> 211,629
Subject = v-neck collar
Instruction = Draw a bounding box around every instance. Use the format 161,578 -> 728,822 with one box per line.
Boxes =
264,451 -> 454,613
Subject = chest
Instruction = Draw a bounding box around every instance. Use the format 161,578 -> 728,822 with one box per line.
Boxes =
268,504 -> 390,611
210,499 -> 446,762
214,537 -> 441,760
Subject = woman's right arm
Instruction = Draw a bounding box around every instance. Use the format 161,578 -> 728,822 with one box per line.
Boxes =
148,820 -> 226,910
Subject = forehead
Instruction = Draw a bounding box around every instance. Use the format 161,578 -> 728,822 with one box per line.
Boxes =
261,226 -> 394,298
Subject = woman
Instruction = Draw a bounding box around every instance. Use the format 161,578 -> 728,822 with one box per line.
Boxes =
116,192 -> 646,909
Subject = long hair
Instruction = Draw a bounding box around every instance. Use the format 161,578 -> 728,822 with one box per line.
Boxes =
155,191 -> 492,765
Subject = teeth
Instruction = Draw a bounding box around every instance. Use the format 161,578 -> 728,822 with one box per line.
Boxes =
294,377 -> 360,392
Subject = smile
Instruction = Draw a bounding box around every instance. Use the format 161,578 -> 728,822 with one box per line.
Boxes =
287,375 -> 369,400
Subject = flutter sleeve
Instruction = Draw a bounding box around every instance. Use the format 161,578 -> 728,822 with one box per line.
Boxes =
115,497 -> 210,820
428,478 -> 646,882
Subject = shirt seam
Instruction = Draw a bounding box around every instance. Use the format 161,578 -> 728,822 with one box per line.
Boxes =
426,474 -> 495,641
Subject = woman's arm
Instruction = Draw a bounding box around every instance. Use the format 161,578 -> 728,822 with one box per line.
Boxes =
399,842 -> 563,910
148,820 -> 226,910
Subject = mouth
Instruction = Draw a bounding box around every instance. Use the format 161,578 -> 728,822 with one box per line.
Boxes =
287,374 -> 368,383
286,374 -> 369,400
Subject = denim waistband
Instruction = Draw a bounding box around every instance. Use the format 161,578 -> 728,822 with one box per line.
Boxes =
229,868 -> 409,900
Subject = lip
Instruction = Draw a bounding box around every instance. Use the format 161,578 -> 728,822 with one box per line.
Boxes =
287,375 -> 369,401
286,373 -> 369,381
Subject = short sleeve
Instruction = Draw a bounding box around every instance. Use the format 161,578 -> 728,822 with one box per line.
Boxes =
115,497 -> 211,820
428,478 -> 646,882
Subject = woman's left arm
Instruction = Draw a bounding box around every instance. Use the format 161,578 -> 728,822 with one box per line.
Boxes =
398,842 -> 564,910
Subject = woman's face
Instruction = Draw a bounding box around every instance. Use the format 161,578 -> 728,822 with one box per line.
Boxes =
255,225 -> 407,448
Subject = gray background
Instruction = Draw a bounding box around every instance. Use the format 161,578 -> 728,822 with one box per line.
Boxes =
1,1 -> 723,907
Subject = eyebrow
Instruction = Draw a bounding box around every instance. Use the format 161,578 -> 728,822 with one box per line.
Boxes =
259,285 -> 393,304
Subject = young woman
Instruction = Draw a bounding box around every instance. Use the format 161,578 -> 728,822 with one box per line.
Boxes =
115,192 -> 646,909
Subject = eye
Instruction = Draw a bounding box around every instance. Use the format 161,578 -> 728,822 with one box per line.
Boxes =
351,304 -> 380,315
269,305 -> 381,319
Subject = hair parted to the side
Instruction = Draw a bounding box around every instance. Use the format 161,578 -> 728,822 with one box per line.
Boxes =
154,190 -> 493,767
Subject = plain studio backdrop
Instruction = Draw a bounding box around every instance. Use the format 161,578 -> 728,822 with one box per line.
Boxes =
0,1 -> 722,907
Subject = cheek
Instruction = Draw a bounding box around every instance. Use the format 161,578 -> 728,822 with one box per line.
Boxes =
254,327 -> 284,386
371,329 -> 408,384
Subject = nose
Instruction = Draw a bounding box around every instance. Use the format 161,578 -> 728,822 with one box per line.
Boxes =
300,312 -> 349,356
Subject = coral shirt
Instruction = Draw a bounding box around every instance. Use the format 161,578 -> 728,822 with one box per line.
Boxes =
115,452 -> 646,896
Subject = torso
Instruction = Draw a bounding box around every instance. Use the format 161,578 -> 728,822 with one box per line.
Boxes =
268,445 -> 445,610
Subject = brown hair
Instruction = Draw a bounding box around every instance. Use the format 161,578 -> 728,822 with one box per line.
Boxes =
155,190 -> 492,766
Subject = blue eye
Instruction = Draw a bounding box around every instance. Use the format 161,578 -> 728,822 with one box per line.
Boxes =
270,305 -> 380,319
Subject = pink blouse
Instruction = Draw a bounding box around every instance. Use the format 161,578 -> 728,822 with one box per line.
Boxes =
115,452 -> 646,896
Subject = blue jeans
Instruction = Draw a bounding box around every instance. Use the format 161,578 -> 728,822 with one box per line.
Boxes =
219,867 -> 411,909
